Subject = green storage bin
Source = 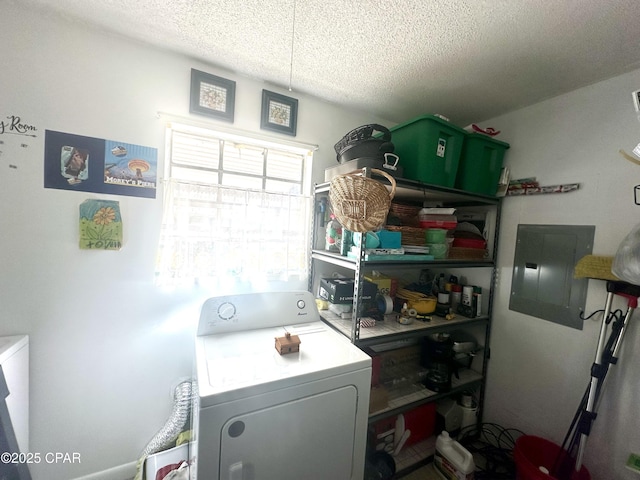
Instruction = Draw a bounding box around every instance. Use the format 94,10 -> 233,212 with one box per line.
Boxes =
389,115 -> 467,187
456,133 -> 510,196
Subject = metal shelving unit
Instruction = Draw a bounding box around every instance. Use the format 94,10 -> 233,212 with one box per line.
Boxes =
308,175 -> 502,476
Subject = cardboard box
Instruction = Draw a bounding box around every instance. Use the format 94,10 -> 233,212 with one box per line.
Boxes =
318,277 -> 378,304
364,272 -> 397,297
369,385 -> 389,414
377,345 -> 421,384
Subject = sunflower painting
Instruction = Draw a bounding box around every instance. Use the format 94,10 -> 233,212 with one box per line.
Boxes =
79,199 -> 123,250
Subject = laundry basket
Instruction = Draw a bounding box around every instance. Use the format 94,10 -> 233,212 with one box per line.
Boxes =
514,435 -> 590,480
329,168 -> 396,232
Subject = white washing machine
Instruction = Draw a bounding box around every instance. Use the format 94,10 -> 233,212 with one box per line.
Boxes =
0,335 -> 30,480
192,291 -> 371,480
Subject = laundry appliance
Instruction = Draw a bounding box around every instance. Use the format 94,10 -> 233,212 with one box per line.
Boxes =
0,335 -> 30,480
192,291 -> 371,480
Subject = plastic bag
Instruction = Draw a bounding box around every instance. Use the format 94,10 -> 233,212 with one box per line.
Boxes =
612,223 -> 640,285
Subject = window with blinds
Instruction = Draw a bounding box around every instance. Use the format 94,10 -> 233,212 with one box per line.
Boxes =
156,123 -> 313,291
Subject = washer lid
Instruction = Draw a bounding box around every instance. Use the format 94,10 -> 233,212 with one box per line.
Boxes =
0,335 -> 28,364
196,320 -> 370,404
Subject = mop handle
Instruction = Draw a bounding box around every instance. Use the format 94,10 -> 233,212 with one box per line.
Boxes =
576,282 -> 640,471
608,282 -> 640,362
575,291 -> 614,470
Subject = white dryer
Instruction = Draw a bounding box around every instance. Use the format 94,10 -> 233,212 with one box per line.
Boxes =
192,291 -> 371,480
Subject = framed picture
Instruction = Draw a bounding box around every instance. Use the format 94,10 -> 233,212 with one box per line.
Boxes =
260,90 -> 298,136
190,69 -> 236,122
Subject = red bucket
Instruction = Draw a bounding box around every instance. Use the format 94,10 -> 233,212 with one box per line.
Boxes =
514,435 -> 590,480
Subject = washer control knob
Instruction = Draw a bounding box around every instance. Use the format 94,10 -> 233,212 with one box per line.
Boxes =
297,299 -> 306,309
217,302 -> 236,321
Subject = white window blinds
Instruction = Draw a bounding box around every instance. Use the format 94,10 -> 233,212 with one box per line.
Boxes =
156,123 -> 313,291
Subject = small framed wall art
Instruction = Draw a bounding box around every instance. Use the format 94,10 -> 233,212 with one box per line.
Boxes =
190,69 -> 236,122
261,90 -> 298,136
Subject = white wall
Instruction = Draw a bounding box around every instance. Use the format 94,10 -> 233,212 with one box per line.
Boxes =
484,69 -> 640,479
0,3 -> 393,479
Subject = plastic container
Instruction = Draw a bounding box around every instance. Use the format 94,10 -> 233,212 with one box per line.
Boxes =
325,214 -> 342,252
425,228 -> 447,243
434,431 -> 475,479
403,402 -> 437,447
452,237 -> 486,249
455,133 -> 510,196
514,435 -> 591,480
389,115 -> 467,187
427,242 -> 448,259
420,214 -> 458,230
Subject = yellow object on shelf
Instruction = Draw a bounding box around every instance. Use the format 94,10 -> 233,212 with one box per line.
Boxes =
396,288 -> 437,314
574,255 -> 620,281
315,298 -> 329,310
365,272 -> 396,296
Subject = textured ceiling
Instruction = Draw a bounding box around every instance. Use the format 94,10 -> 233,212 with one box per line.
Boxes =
20,0 -> 640,126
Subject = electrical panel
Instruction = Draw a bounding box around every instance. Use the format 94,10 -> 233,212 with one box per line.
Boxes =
509,224 -> 595,330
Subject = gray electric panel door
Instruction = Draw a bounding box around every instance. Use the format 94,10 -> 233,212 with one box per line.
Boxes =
509,224 -> 595,330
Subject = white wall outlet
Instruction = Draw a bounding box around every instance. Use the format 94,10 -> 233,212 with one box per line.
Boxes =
633,90 -> 640,112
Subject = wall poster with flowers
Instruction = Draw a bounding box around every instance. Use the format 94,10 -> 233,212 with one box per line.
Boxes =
79,199 -> 123,250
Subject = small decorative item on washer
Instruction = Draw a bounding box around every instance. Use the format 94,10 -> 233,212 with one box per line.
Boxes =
275,332 -> 301,355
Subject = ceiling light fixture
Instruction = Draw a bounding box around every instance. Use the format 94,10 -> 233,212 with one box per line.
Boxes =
288,0 -> 297,92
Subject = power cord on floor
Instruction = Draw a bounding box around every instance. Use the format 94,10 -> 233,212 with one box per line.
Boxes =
457,423 -> 525,479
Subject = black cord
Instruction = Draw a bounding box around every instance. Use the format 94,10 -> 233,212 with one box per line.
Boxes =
580,309 -> 603,320
580,308 -> 624,323
457,423 -> 525,479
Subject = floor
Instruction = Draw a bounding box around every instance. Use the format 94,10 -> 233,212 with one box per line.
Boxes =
399,463 -> 441,480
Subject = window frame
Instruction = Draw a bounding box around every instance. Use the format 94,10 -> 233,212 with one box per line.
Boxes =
164,122 -> 315,195
157,121 -> 317,289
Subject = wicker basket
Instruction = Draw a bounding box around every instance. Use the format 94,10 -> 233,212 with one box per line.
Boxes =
389,202 -> 422,227
385,225 -> 428,246
329,168 -> 396,232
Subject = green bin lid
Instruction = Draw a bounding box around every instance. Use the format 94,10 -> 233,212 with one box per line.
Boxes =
389,114 -> 468,135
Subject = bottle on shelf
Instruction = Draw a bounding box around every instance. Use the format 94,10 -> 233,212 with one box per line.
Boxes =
473,287 -> 482,317
450,284 -> 462,312
436,273 -> 450,316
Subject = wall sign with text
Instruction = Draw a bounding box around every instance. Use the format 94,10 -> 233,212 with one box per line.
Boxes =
44,130 -> 157,198
0,114 -> 38,170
